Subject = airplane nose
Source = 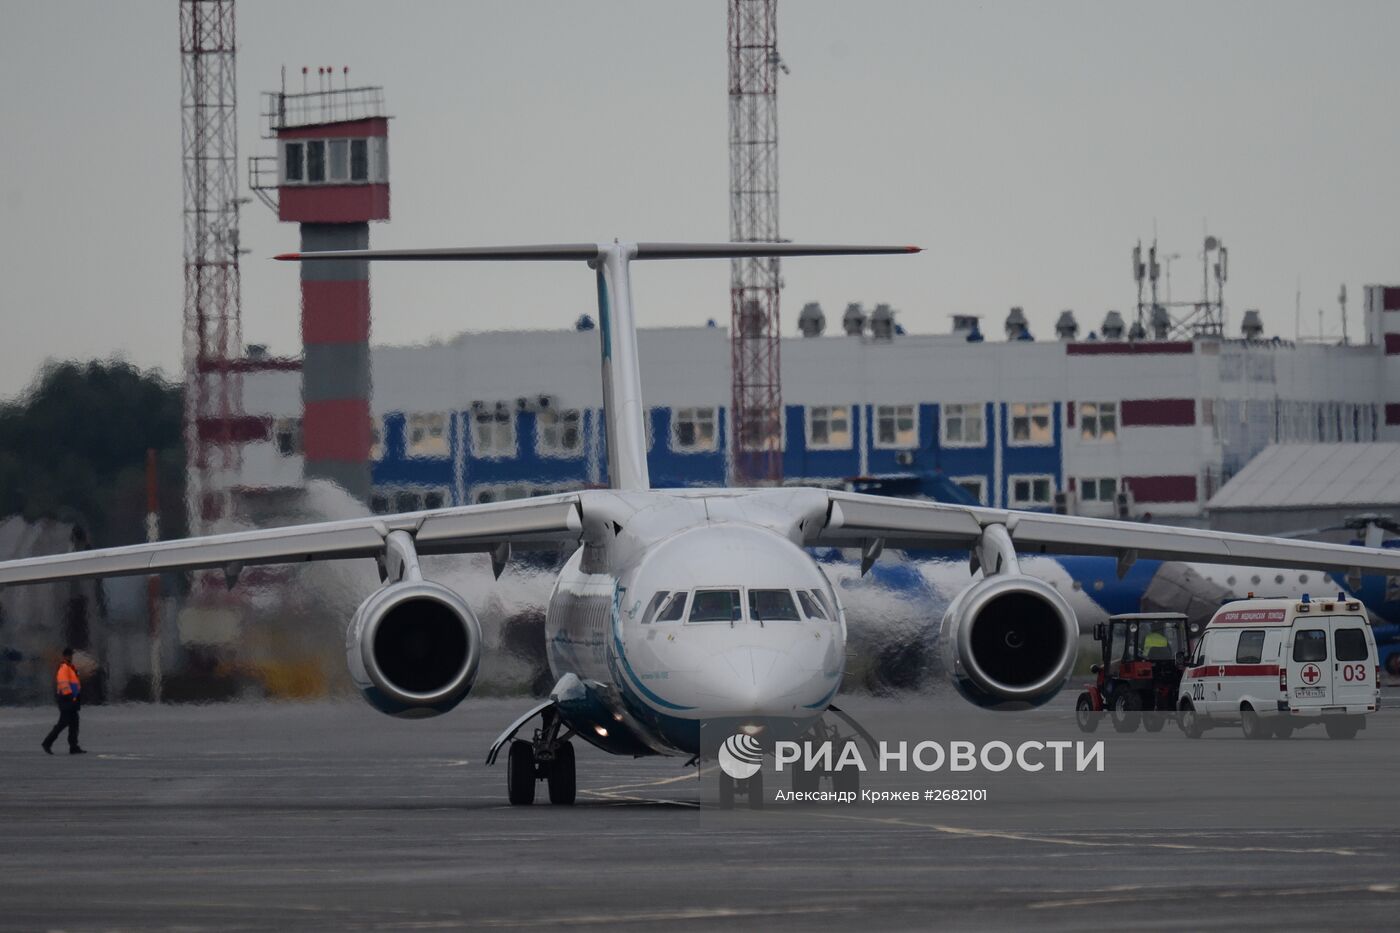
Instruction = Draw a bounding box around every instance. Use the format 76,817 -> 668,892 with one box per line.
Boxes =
694,643 -> 827,716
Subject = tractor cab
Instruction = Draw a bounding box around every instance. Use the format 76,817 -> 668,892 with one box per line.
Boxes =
1076,612 -> 1200,733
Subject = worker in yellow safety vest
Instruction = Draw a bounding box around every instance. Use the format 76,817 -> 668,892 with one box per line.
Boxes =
41,647 -> 86,755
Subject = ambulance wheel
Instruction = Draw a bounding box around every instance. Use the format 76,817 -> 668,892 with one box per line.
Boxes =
1325,717 -> 1361,740
1240,706 -> 1270,740
1178,700 -> 1205,739
718,772 -> 736,809
746,770 -> 765,810
1076,694 -> 1099,733
1271,720 -> 1295,739
546,740 -> 576,805
1111,691 -> 1141,733
507,740 -> 536,806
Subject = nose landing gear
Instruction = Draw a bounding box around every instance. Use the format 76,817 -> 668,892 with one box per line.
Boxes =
506,707 -> 577,806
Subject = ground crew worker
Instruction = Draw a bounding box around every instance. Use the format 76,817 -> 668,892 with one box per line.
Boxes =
41,647 -> 86,755
1142,629 -> 1171,660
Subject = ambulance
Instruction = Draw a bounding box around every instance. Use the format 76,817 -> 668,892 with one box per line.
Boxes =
1177,594 -> 1379,739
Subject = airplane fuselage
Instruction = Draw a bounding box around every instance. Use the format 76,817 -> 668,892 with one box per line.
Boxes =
543,491 -> 846,756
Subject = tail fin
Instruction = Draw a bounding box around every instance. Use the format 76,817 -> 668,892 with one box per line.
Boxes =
278,242 -> 919,492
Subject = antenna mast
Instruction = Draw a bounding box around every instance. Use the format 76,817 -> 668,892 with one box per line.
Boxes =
728,0 -> 785,485
179,0 -> 243,532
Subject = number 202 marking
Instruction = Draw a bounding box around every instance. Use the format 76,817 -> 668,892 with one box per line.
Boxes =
1191,682 -> 1205,700
1342,664 -> 1367,682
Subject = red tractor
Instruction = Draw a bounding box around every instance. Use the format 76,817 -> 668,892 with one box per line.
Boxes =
1076,613 -> 1199,733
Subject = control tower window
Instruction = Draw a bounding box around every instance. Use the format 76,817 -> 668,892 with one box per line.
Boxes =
284,142 -> 304,182
351,139 -> 369,181
306,140 -> 326,183
328,138 -> 349,182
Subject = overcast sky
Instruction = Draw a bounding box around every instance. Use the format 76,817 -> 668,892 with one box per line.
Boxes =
2,1 -> 1398,399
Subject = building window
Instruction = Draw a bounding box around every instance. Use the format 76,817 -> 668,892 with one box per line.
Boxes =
1079,477 -> 1118,502
737,406 -> 783,452
273,417 -> 302,456
672,407 -> 717,452
423,490 -> 445,510
537,408 -> 583,458
370,493 -> 390,514
284,142 -> 303,182
1009,474 -> 1055,508
951,475 -> 986,505
407,413 -> 449,458
369,420 -> 384,460
1009,402 -> 1052,446
473,409 -> 517,458
306,140 -> 326,183
940,403 -> 984,447
328,138 -> 349,181
350,139 -> 369,181
1080,401 -> 1117,442
806,405 -> 851,450
875,404 -> 918,448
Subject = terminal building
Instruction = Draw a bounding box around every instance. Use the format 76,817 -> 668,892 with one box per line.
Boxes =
233,287 -> 1400,524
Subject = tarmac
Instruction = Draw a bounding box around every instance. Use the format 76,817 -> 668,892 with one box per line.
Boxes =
3,694 -> 1400,932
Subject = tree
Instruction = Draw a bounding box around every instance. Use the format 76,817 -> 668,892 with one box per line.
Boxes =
0,361 -> 185,547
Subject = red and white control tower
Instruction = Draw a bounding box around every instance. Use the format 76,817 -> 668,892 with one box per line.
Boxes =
251,71 -> 389,502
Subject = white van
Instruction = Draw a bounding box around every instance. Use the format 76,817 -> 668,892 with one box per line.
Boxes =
1178,594 -> 1379,739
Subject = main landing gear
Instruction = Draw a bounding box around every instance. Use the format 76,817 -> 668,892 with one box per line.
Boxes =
506,707 -> 577,806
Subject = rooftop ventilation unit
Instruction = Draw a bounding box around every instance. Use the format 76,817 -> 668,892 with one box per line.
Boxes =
1102,310 -> 1125,341
869,304 -> 896,341
1241,309 -> 1264,340
1054,310 -> 1078,341
797,302 -> 825,337
842,302 -> 866,336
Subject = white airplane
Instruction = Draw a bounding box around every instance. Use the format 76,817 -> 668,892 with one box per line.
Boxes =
4,241 -> 1400,807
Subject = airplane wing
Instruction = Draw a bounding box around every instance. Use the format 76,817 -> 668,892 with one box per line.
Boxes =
0,494 -> 583,587
815,490 -> 1400,576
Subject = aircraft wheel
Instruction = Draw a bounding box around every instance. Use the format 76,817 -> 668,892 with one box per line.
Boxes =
1075,694 -> 1099,734
792,762 -> 820,793
547,740 -> 576,805
746,770 -> 764,810
1178,700 -> 1205,739
507,740 -> 536,806
1325,717 -> 1361,740
1241,706 -> 1269,740
718,772 -> 735,810
1111,691 -> 1141,733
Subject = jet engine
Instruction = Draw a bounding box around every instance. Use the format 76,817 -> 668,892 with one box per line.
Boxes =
938,573 -> 1078,710
346,580 -> 483,719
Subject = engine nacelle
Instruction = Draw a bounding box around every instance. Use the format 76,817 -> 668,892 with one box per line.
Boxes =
938,573 -> 1078,710
346,580 -> 483,719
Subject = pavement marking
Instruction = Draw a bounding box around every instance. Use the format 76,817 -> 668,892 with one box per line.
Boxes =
796,812 -> 1364,857
473,905 -> 858,927
1029,882 -> 1400,909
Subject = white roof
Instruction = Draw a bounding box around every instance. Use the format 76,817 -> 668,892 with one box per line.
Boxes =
1207,443 -> 1400,510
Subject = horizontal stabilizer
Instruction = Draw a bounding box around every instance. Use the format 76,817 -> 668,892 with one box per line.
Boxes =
275,242 -> 921,263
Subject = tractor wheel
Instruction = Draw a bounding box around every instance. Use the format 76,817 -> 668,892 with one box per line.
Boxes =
1241,705 -> 1270,740
1111,691 -> 1142,733
1075,694 -> 1100,734
1143,711 -> 1167,732
1178,699 -> 1205,739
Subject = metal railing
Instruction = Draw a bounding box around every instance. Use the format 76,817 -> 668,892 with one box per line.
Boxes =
262,86 -> 386,135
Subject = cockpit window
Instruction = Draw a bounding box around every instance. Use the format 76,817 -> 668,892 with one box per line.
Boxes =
688,589 -> 742,623
654,592 -> 688,623
798,590 -> 828,620
749,589 -> 801,622
641,591 -> 670,624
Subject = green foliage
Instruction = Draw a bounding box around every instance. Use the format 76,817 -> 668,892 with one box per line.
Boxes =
0,361 -> 185,546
